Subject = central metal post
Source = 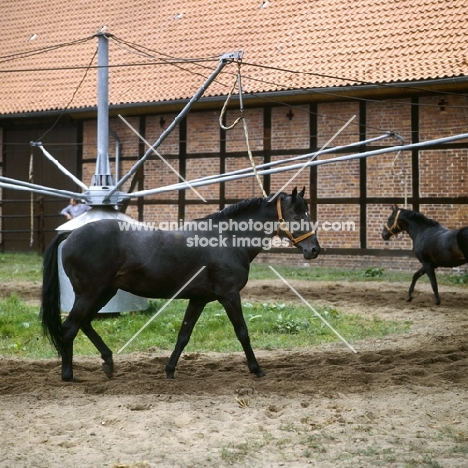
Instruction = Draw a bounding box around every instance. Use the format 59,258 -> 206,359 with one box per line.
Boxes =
92,31 -> 113,188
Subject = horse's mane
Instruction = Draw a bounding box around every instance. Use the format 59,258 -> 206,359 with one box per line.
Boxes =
403,209 -> 440,227
197,193 -> 284,221
198,197 -> 265,222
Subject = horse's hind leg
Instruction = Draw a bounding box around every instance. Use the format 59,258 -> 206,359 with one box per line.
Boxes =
407,266 -> 426,302
80,321 -> 114,378
61,316 -> 81,382
425,264 -> 441,305
62,288 -> 117,381
219,292 -> 264,378
166,300 -> 207,379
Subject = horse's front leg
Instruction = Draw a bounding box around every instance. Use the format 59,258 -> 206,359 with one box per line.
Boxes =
219,292 -> 264,378
165,300 -> 206,379
407,266 -> 426,302
424,264 -> 441,305
81,321 -> 114,378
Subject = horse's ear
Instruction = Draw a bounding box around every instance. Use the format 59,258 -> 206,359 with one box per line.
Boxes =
392,204 -> 399,212
299,186 -> 305,198
291,187 -> 298,202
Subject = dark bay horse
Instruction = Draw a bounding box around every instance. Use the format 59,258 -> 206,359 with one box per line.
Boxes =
382,205 -> 468,305
41,188 -> 320,381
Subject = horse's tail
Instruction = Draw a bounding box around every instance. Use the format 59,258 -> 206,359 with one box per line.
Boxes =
40,232 -> 70,356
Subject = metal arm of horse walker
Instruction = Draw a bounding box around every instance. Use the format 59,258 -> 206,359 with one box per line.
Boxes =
104,50 -> 244,204
125,131 -> 468,198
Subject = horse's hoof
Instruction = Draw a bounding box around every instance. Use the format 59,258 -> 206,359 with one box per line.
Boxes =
102,363 -> 114,378
62,375 -> 73,382
165,365 -> 175,378
406,296 -> 413,302
435,299 -> 441,306
251,368 -> 265,378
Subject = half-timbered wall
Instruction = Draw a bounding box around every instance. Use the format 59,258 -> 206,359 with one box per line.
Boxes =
2,94 -> 467,271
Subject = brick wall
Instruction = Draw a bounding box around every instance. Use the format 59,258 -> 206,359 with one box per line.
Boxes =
269,154 -> 309,195
366,100 -> 412,144
146,114 -> 179,155
187,111 -> 220,154
225,156 -> 266,199
254,251 -> 422,272
226,108 -> 263,152
419,96 -> 468,140
317,102 -> 360,147
271,105 -> 309,150
420,149 -> 468,198
317,204 -> 360,248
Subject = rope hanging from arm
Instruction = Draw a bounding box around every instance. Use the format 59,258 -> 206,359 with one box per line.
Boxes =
391,133 -> 408,208
219,63 -> 267,197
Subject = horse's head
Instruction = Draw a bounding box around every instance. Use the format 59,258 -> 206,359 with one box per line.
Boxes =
274,187 -> 320,260
382,205 -> 404,240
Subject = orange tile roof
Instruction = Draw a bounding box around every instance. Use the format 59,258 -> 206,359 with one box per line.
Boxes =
1,0 -> 467,115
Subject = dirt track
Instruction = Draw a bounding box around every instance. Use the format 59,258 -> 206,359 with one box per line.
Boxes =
0,279 -> 467,467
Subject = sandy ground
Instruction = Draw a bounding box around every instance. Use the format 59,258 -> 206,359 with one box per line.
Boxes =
0,278 -> 467,467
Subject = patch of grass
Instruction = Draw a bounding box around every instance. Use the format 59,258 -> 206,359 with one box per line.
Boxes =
0,294 -> 410,359
437,426 -> 468,454
250,262 -> 414,283
220,440 -> 260,464
279,422 -> 300,433
0,253 -> 42,282
421,456 -> 444,468
0,252 -> 466,288
446,272 -> 468,285
302,434 -> 329,456
0,295 -> 54,358
404,455 -> 445,468
363,266 -> 385,278
250,262 -> 468,287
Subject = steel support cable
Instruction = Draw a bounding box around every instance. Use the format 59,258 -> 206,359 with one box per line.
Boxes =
34,47 -> 98,142
110,34 -> 222,93
110,35 -> 220,63
0,36 -> 95,64
2,34 -> 465,109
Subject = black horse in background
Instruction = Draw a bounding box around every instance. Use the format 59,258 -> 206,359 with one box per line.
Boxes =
382,205 -> 468,305
41,188 -> 320,381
